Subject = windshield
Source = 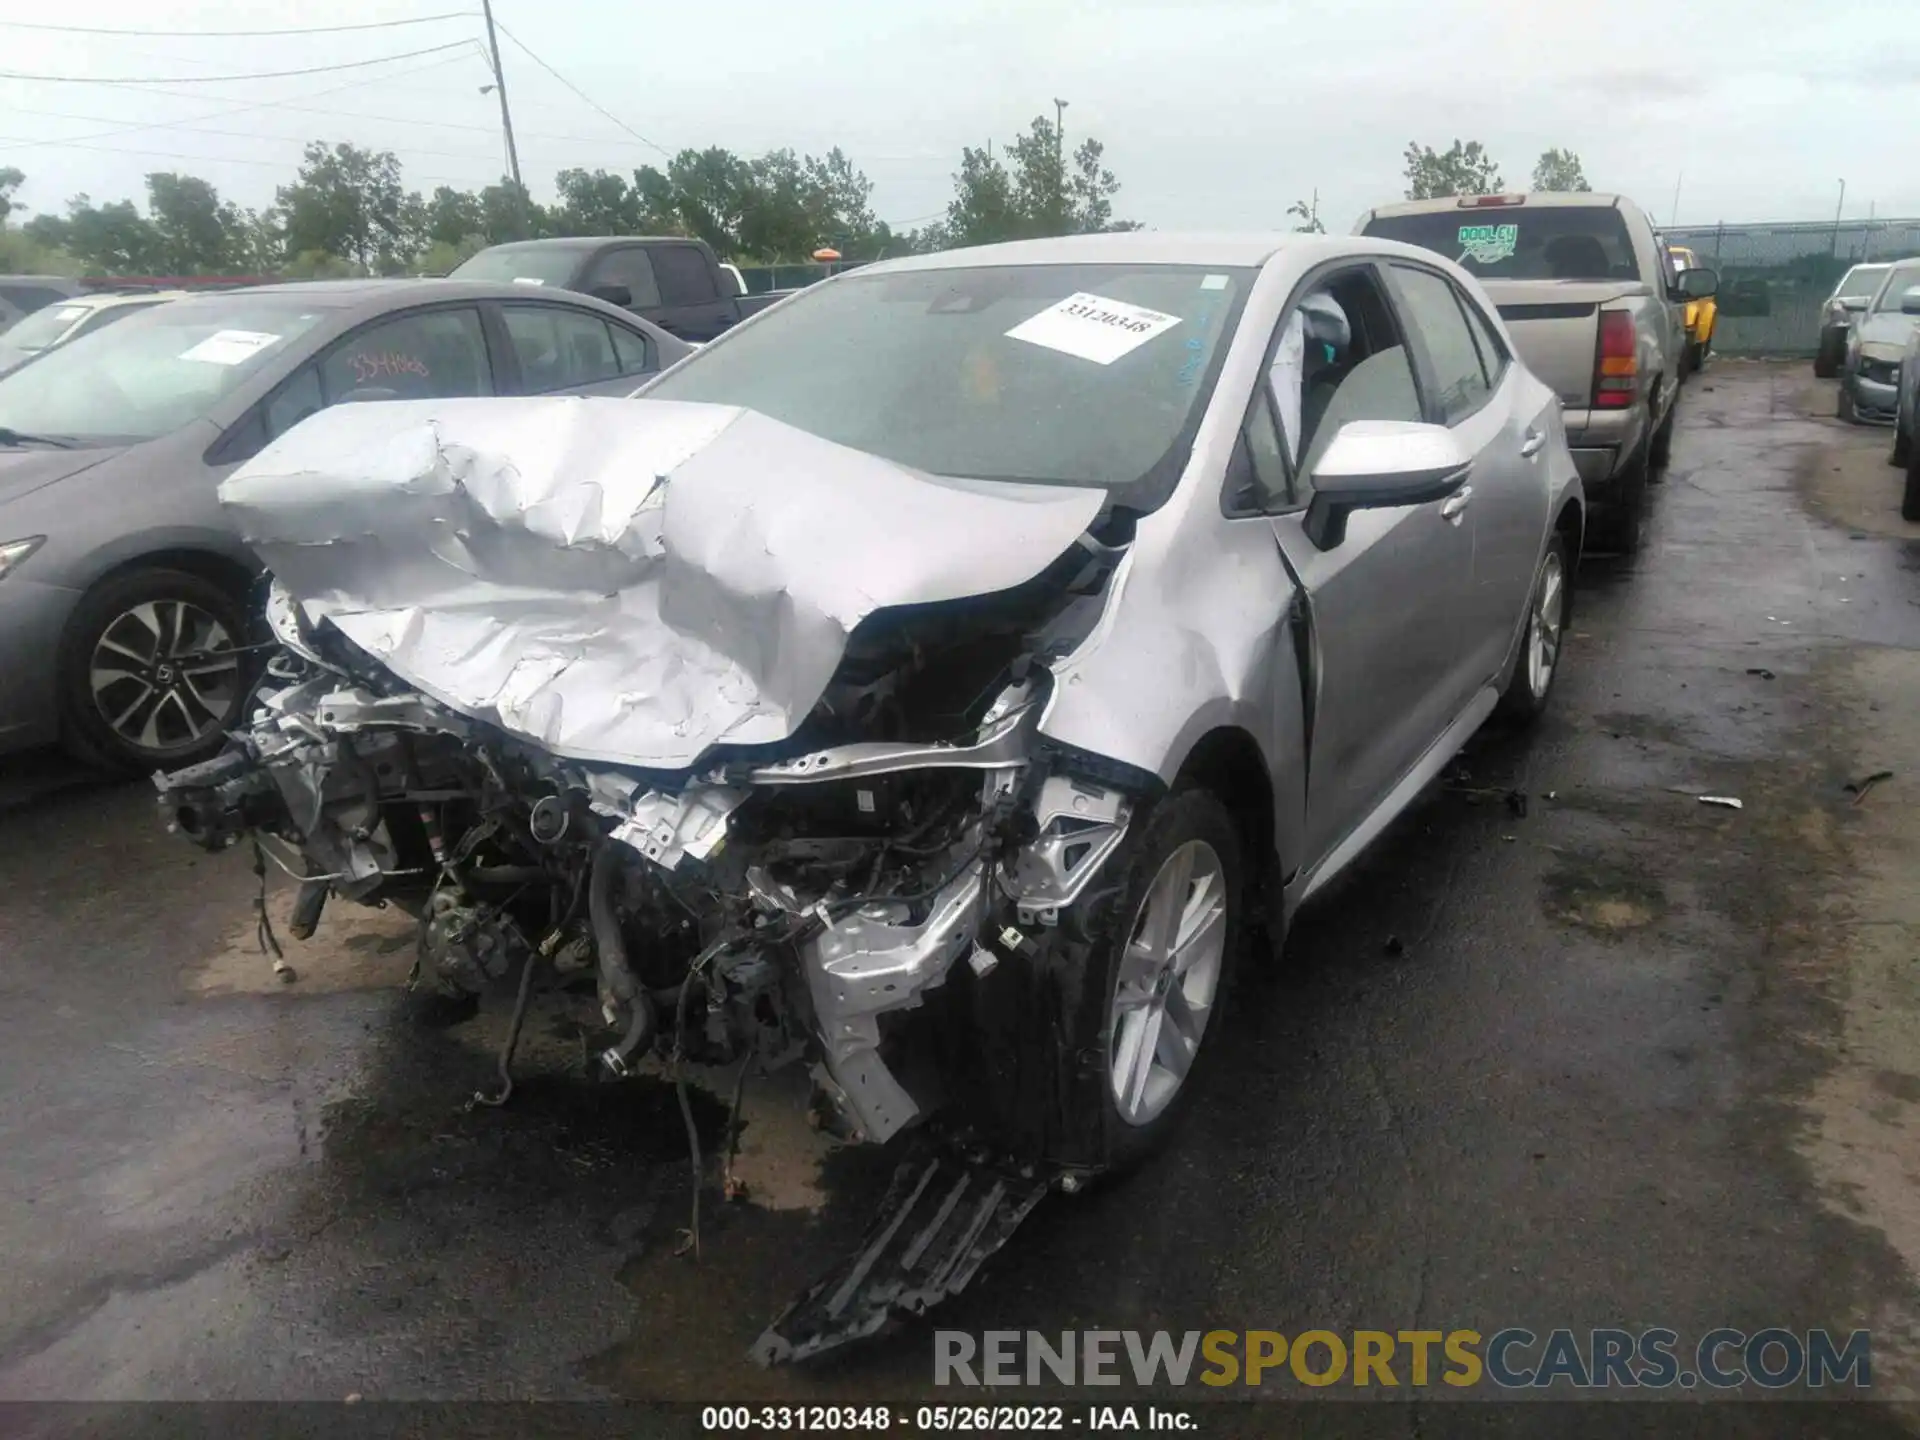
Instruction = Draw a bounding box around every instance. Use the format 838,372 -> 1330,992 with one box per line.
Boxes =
1,301 -> 90,355
450,245 -> 585,287
1837,265 -> 1889,302
642,263 -> 1253,505
1868,264 -> 1920,313
1365,205 -> 1637,281
0,297 -> 323,444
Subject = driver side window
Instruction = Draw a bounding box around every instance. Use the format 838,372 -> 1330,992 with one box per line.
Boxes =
1242,265 -> 1423,511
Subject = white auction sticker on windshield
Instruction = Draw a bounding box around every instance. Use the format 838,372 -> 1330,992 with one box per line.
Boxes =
1005,292 -> 1182,365
179,329 -> 282,365
511,276 -> 546,286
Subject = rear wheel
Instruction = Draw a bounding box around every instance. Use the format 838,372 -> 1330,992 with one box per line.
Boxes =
1891,427 -> 1910,468
1814,328 -> 1844,379
1649,398 -> 1676,473
1496,531 -> 1571,726
59,568 -> 249,773
1904,445 -> 1920,523
1587,439 -> 1649,555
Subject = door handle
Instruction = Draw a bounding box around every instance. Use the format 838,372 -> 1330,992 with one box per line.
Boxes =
1440,486 -> 1473,524
1520,429 -> 1547,458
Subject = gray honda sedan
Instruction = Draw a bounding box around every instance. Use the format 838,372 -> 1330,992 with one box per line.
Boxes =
0,279 -> 689,770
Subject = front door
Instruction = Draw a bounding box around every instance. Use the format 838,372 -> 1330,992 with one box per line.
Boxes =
1251,264 -> 1480,866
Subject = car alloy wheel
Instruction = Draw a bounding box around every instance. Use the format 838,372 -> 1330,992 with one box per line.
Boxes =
1526,549 -> 1566,701
1107,838 -> 1229,1128
88,599 -> 242,754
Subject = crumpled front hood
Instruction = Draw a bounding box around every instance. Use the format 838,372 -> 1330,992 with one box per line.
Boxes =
1852,312 -> 1918,355
221,397 -> 1105,770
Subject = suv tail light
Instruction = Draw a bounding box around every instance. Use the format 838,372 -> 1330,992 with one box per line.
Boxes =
1594,311 -> 1638,409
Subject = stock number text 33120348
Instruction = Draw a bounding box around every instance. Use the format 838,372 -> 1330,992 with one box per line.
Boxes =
701,1406 -> 1084,1431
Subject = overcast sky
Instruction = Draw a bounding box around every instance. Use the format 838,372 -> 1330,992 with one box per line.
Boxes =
3,0 -> 1916,238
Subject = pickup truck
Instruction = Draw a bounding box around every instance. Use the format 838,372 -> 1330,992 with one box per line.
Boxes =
1357,192 -> 1716,552
450,236 -> 786,343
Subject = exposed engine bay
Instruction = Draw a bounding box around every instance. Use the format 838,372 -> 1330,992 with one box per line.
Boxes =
162,564 -> 1134,1150
153,396 -> 1167,1356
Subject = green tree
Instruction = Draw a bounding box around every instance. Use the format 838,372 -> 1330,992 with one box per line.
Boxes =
421,185 -> 485,251
1403,140 -> 1504,200
552,168 -> 641,236
145,172 -> 247,273
1287,194 -> 1324,233
277,142 -> 408,273
23,195 -> 161,273
1530,148 -> 1591,193
0,167 -> 23,227
478,179 -> 546,244
929,116 -> 1134,251
0,228 -> 78,275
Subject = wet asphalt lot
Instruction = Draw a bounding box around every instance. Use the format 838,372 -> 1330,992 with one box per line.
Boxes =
2,361 -> 1920,1434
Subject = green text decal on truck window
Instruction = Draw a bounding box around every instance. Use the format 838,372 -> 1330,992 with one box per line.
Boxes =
1457,224 -> 1519,264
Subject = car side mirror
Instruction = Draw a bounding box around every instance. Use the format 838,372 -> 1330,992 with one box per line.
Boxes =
1674,266 -> 1718,301
1303,421 -> 1473,550
1842,296 -> 1869,313
589,283 -> 632,308
1899,287 -> 1920,316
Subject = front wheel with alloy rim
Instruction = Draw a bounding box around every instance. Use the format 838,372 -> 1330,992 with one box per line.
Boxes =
1083,789 -> 1244,1172
1497,532 -> 1571,725
60,567 -> 249,772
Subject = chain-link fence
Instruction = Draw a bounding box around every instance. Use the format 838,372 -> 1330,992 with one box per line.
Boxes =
1664,219 -> 1920,356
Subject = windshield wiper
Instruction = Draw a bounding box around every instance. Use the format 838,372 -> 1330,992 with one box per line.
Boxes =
0,427 -> 75,449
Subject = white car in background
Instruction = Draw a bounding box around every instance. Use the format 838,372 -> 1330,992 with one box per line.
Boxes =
0,290 -> 192,376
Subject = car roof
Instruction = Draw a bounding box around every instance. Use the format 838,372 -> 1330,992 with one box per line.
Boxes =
858,231 -> 1348,276
158,278 -> 645,320
471,236 -> 692,251
1366,193 -> 1629,219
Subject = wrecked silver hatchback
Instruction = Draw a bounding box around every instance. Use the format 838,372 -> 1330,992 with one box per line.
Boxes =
156,395 -> 1159,1351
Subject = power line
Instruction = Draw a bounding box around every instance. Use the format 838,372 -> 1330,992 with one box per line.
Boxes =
491,21 -> 672,159
0,13 -> 477,38
0,41 -> 478,86
7,103 -> 516,166
2,49 -> 492,151
0,131 -> 502,187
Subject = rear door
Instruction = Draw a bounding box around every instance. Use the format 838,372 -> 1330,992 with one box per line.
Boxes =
490,301 -> 663,396
1388,262 -> 1549,686
648,244 -> 736,342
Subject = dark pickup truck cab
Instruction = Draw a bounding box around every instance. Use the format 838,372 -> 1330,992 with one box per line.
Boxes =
450,237 -> 782,343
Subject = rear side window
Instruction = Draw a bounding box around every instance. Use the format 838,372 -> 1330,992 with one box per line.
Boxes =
608,324 -> 654,376
1390,265 -> 1492,423
320,307 -> 492,401
501,305 -> 618,392
653,246 -> 718,306
0,284 -> 75,315
1365,205 -> 1638,283
585,248 -> 662,308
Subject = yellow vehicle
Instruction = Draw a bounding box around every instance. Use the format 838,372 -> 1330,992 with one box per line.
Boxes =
1668,244 -> 1717,372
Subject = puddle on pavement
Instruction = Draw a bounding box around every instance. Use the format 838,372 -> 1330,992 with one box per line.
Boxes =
190,888 -> 417,996
1540,854 -> 1667,935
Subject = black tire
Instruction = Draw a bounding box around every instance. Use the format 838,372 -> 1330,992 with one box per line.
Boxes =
1837,383 -> 1857,424
58,567 -> 251,773
1814,329 -> 1844,379
1904,446 -> 1920,523
1648,398 -> 1676,474
1496,530 -> 1572,727
1891,428 -> 1910,468
1686,339 -> 1707,375
1587,439 -> 1649,555
1068,789 -> 1245,1174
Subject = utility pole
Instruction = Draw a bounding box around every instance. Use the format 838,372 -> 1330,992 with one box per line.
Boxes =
1831,178 -> 1845,257
1053,97 -> 1068,231
1670,172 -> 1682,227
480,0 -> 526,236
